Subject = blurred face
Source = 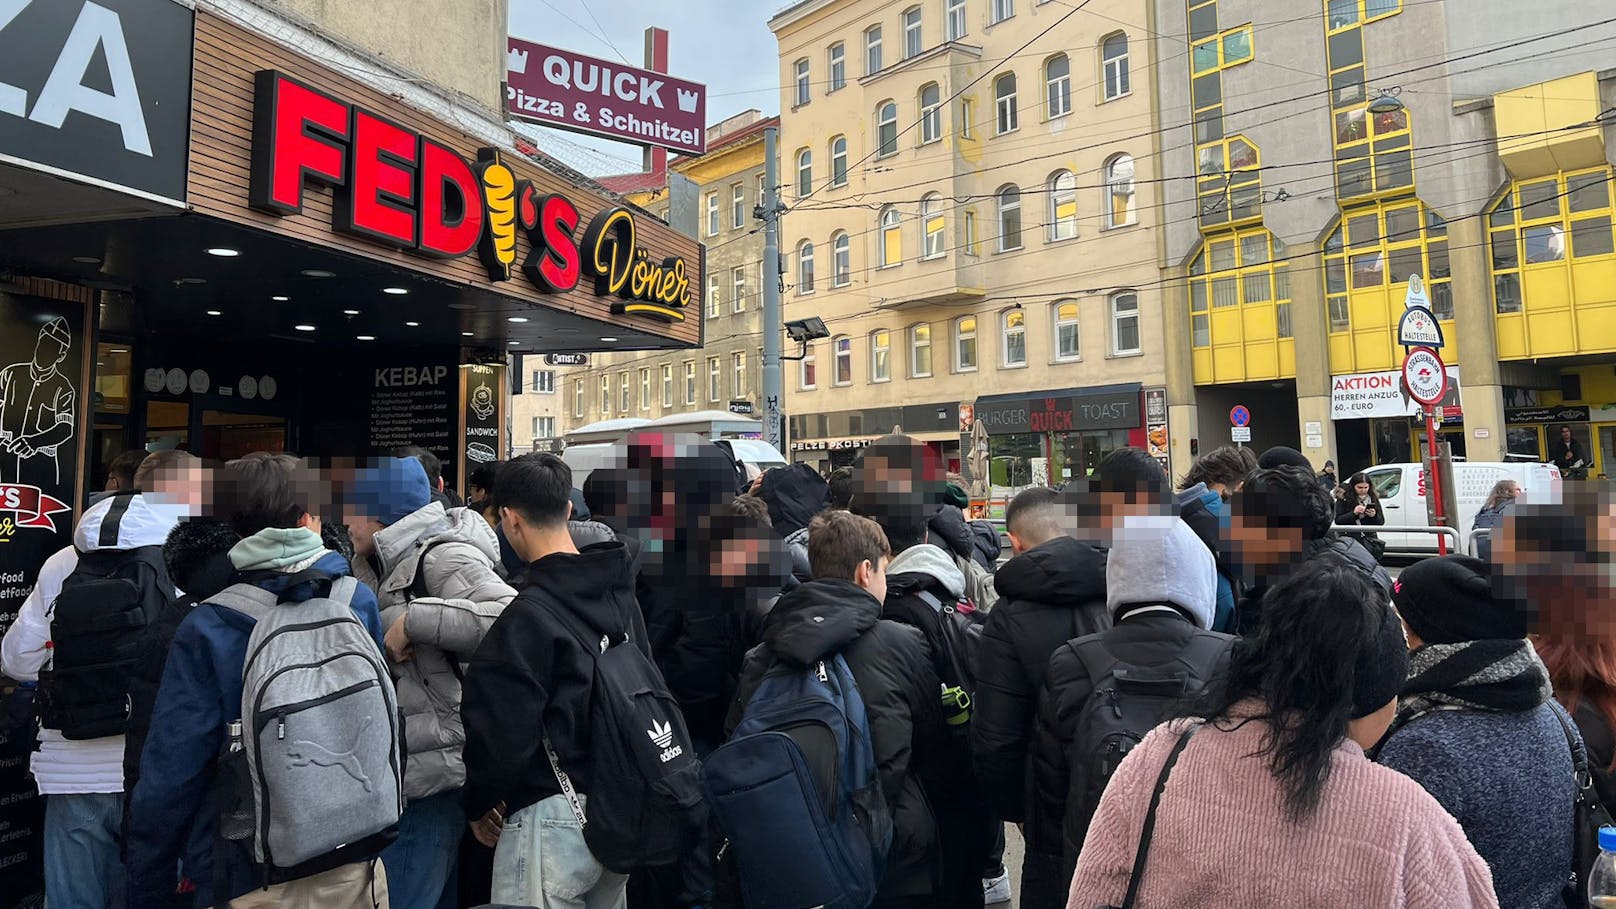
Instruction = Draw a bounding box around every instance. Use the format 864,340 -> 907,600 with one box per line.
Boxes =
1510,482 -> 1523,500
145,463 -> 212,514
1562,427 -> 1573,442
342,509 -> 384,559
1226,513 -> 1302,578
710,534 -> 768,587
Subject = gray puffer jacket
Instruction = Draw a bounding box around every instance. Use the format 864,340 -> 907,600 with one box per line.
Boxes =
373,502 -> 516,800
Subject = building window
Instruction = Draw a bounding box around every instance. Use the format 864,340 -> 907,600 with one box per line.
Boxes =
758,173 -> 768,207
991,0 -> 1013,24
1101,32 -> 1130,100
994,72 -> 1018,134
919,83 -> 943,144
800,344 -> 818,389
833,336 -> 853,385
870,329 -> 892,382
1322,203 -> 1453,347
1054,301 -> 1081,360
1110,291 -> 1141,355
732,352 -> 746,398
866,26 -> 883,74
832,232 -> 851,286
798,241 -> 816,293
794,58 -> 810,107
573,379 -> 584,418
830,136 -> 848,187
1048,170 -> 1077,241
662,364 -> 673,408
731,266 -> 747,312
910,323 -> 933,376
639,368 -> 650,410
876,101 -> 898,157
707,273 -> 721,318
533,415 -> 555,440
921,194 -> 946,259
997,185 -> 1022,252
707,357 -> 721,403
964,208 -> 978,254
903,6 -> 923,58
1192,25 -> 1253,75
530,369 -> 555,393
705,192 -> 718,236
1002,309 -> 1026,367
1104,153 -> 1137,228
1487,169 -> 1615,319
796,149 -> 813,198
732,183 -> 746,229
1197,136 -> 1263,228
961,98 -> 974,139
828,43 -> 846,92
947,0 -> 967,40
1333,102 -> 1412,200
599,376 -> 610,415
955,316 -> 978,370
880,207 -> 903,266
682,361 -> 696,405
619,373 -> 630,414
1188,227 -> 1295,353
1328,0 -> 1402,30
1045,54 -> 1071,118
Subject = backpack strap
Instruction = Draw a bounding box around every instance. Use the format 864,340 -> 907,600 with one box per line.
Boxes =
208,571 -> 353,622
1119,723 -> 1201,909
406,540 -> 456,600
1071,637 -> 1121,694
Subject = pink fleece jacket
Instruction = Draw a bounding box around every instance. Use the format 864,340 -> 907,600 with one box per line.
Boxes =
1067,716 -> 1499,909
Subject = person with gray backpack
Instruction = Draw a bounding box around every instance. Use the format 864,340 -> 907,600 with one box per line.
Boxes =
125,453 -> 394,909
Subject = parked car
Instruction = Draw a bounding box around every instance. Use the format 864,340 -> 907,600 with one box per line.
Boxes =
1359,461 -> 1561,553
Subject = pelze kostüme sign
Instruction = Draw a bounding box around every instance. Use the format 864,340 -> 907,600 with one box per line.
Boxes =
247,70 -> 691,322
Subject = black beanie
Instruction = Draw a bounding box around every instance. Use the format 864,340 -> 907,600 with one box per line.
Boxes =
1258,446 -> 1313,471
1353,601 -> 1410,719
1392,555 -> 1525,644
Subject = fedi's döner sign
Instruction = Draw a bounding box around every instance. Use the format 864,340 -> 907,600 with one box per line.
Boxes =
247,70 -> 689,322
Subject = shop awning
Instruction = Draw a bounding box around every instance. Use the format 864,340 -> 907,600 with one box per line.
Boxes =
973,383 -> 1143,435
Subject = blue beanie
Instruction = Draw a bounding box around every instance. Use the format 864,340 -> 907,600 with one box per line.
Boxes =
348,458 -> 431,526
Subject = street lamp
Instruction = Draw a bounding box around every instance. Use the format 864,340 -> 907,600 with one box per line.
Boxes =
782,316 -> 830,361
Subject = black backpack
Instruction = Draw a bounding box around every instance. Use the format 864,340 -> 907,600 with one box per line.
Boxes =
1062,632 -> 1230,848
39,504 -> 175,740
540,600 -> 704,874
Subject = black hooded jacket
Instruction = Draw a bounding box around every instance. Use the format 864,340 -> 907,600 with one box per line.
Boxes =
461,542 -> 648,820
756,463 -> 829,538
929,505 -> 996,572
1235,534 -> 1393,635
971,536 -> 1111,826
729,579 -> 944,901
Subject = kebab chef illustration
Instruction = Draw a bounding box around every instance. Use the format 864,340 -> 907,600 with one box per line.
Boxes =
0,317 -> 77,487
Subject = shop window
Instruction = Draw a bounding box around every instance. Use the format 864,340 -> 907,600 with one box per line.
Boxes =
1057,429 -> 1130,483
800,344 -> 818,390
796,149 -> 812,198
828,43 -> 846,92
1101,33 -> 1130,100
830,136 -> 848,187
1002,309 -> 1027,366
833,232 -> 852,285
920,83 -> 943,144
876,100 -> 899,157
903,6 -> 923,58
870,330 -> 891,382
833,336 -> 853,385
955,316 -> 978,370
1045,54 -> 1071,118
947,0 -> 966,40
988,433 -> 1039,487
866,26 -> 883,75
880,207 -> 903,266
921,194 -> 946,258
798,241 -> 816,293
910,323 -> 933,377
1048,170 -> 1077,242
994,72 -> 1018,134
997,185 -> 1022,251
1054,302 -> 1081,360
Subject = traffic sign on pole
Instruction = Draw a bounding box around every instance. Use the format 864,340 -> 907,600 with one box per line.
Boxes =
1229,405 -> 1251,427
1402,348 -> 1448,406
1231,426 -> 1252,443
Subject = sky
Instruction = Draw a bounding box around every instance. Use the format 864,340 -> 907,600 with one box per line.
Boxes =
507,0 -> 782,177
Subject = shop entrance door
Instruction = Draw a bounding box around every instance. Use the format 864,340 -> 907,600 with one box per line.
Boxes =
200,409 -> 287,461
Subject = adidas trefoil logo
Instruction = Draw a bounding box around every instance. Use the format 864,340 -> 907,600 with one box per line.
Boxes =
647,717 -> 683,763
675,87 -> 699,114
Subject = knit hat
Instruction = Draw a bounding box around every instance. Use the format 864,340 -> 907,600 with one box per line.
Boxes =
1106,515 -> 1216,629
346,457 -> 431,526
1392,555 -> 1524,644
942,483 -> 970,510
1352,601 -> 1410,718
1258,446 -> 1313,471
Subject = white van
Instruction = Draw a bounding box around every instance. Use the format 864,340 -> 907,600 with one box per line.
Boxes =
1358,461 -> 1562,553
557,414 -> 786,489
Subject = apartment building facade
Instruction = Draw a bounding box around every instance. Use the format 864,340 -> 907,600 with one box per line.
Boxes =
770,0 -> 1171,483
1151,0 -> 1616,476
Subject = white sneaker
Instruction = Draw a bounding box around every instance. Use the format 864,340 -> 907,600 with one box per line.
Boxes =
983,871 -> 1012,904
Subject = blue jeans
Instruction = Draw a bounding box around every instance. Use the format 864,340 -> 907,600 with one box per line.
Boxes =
492,794 -> 627,909
44,792 -> 125,909
380,789 -> 464,909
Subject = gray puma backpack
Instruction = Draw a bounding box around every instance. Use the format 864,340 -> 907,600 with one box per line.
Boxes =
212,570 -> 402,877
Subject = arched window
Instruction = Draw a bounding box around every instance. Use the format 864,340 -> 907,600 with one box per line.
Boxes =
997,184 -> 1022,252
870,329 -> 892,381
866,26 -> 883,74
994,72 -> 1018,134
793,58 -> 811,107
909,322 -> 933,377
1110,291 -> 1141,354
1101,32 -> 1130,100
880,207 -> 903,266
903,6 -> 923,58
876,101 -> 899,157
921,194 -> 946,259
919,83 -> 943,144
1104,154 -> 1136,228
798,241 -> 815,294
832,231 -> 852,286
954,316 -> 978,370
796,148 -> 813,198
830,135 -> 848,187
833,336 -> 853,385
1045,54 -> 1071,118
1053,301 -> 1080,360
1001,309 -> 1026,367
1048,170 -> 1077,241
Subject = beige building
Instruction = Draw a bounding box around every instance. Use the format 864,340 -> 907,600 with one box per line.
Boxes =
770,0 -> 1170,485
510,361 -> 566,455
561,112 -> 778,433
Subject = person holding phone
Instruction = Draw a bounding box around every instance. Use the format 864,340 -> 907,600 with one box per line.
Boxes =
1335,472 -> 1387,562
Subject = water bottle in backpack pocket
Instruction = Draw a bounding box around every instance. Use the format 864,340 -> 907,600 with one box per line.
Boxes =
703,654 -> 893,909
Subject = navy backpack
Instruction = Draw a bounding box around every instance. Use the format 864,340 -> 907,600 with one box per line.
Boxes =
702,654 -> 892,909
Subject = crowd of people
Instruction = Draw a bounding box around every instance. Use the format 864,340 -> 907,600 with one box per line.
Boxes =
1,433 -> 1612,909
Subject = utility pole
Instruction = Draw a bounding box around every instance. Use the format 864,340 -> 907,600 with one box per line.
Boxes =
759,125 -> 785,455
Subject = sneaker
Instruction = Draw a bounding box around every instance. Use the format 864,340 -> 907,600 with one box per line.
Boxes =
983,871 -> 1012,904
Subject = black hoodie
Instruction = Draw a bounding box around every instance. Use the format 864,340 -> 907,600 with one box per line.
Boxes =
461,542 -> 648,820
729,579 -> 944,902
971,535 -> 1111,829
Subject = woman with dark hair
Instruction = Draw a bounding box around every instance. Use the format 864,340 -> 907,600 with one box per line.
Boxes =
1065,561 -> 1497,908
1335,472 -> 1386,561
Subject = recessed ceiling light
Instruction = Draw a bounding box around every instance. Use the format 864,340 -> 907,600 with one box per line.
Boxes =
73,255 -> 101,264
205,309 -> 222,316
447,303 -> 476,311
271,295 -> 289,302
356,334 -> 376,341
294,323 -> 317,332
176,277 -> 206,285
461,331 -> 474,337
508,340 -> 520,345
382,287 -> 408,295
206,247 -> 240,258
599,337 -> 618,342
405,321 -> 420,327
343,309 -> 360,315
301,268 -> 335,278
508,316 -> 529,323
